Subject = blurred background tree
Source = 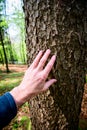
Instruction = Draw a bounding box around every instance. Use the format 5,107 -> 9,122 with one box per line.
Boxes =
0,0 -> 9,72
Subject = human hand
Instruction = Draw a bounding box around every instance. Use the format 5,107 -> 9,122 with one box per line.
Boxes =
10,49 -> 57,108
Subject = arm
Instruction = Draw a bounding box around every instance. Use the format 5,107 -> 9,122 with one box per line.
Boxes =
0,49 -> 57,128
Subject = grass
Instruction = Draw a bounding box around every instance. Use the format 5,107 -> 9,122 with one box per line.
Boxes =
0,71 -> 24,95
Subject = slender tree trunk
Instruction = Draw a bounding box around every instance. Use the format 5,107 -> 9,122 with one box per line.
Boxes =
23,0 -> 87,129
9,41 -> 15,64
0,50 -> 4,65
20,41 -> 26,63
0,31 -> 9,73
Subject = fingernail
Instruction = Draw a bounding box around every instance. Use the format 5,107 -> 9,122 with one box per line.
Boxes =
52,55 -> 56,59
47,49 -> 51,53
40,50 -> 43,53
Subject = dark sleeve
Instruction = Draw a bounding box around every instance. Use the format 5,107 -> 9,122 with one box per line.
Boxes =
0,92 -> 17,129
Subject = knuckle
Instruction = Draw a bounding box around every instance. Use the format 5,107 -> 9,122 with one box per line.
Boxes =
40,59 -> 45,64
39,74 -> 46,81
48,63 -> 53,68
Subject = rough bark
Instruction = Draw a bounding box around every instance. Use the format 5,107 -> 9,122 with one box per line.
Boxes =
23,0 -> 87,130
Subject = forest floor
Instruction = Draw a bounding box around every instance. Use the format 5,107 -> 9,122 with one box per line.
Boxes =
0,64 -> 87,130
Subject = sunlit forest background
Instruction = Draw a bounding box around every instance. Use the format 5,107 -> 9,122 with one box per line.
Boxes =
0,0 -> 87,130
0,0 -> 26,71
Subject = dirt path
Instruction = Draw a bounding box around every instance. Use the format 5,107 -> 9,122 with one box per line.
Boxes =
0,64 -> 28,72
9,64 -> 28,72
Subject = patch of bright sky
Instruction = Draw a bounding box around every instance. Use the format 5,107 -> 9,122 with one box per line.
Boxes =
6,0 -> 22,15
6,0 -> 22,43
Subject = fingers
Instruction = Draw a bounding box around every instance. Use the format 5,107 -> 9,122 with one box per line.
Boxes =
37,49 -> 51,70
43,55 -> 56,78
43,79 -> 57,91
31,50 -> 43,68
31,49 -> 56,80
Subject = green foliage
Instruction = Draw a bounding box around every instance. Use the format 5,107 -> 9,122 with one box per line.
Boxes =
0,0 -> 5,12
0,17 -> 8,29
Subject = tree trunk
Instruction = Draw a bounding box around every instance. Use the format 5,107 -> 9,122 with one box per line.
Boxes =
0,31 -> 10,73
9,41 -> 15,64
23,0 -> 87,130
0,50 -> 4,65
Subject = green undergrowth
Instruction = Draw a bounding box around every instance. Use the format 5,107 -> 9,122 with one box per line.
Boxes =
0,70 -> 31,130
0,71 -> 24,95
11,115 -> 31,130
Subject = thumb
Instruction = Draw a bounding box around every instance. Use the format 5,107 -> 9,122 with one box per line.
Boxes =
43,79 -> 57,91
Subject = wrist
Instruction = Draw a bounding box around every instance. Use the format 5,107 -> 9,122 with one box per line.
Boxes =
10,86 -> 27,109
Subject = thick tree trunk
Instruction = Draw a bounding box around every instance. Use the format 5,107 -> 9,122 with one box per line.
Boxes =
23,0 -> 87,130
